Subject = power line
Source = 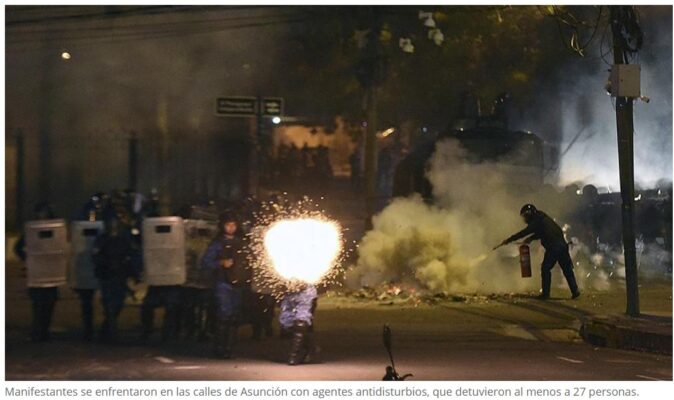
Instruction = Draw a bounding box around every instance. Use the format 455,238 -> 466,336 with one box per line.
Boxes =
7,8 -> 302,38
6,12 -> 309,45
5,14 -> 314,54
6,6 -> 183,26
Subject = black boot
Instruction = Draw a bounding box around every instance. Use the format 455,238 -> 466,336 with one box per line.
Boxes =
213,320 -> 228,358
539,268 -> 552,299
563,269 -> 581,299
226,320 -> 238,357
214,319 -> 236,359
302,326 -> 320,364
288,321 -> 309,365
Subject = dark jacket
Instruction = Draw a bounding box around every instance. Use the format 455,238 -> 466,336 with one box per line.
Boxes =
201,235 -> 250,287
505,211 -> 568,251
92,233 -> 135,281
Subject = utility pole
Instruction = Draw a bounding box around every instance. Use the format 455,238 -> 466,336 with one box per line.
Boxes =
610,6 -> 640,316
358,8 -> 385,227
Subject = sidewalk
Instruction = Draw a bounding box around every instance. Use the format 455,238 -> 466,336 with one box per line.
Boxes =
580,313 -> 672,355
526,285 -> 673,355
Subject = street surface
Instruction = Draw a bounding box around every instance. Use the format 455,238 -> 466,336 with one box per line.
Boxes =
4,262 -> 672,380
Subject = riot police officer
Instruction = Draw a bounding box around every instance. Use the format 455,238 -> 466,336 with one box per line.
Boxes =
93,216 -> 137,343
498,204 -> 580,300
15,203 -> 63,342
201,213 -> 250,358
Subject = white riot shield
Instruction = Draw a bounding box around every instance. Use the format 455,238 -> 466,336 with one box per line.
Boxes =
184,219 -> 217,289
25,219 -> 69,288
142,217 -> 186,286
68,220 -> 104,289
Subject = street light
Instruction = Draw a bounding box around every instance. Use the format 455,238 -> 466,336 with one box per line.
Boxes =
61,51 -> 71,60
272,116 -> 282,124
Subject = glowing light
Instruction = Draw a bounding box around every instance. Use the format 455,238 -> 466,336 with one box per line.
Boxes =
61,51 -> 71,60
377,127 -> 395,138
272,116 -> 281,124
247,196 -> 349,297
264,218 -> 341,284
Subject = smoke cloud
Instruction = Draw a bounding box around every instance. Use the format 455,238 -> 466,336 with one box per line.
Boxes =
349,139 -> 665,294
517,6 -> 673,190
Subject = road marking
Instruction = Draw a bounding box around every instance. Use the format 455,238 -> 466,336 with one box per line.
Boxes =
556,356 -> 584,364
174,366 -> 204,370
154,356 -> 175,364
636,374 -> 662,381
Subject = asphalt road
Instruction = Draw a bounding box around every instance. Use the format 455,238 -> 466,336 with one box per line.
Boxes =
4,263 -> 672,381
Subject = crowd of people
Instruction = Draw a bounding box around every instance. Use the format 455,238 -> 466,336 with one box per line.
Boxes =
268,143 -> 333,189
14,190 -> 320,365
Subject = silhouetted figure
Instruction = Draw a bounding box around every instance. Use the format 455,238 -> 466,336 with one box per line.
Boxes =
93,216 -> 136,343
498,204 -> 580,300
349,150 -> 362,191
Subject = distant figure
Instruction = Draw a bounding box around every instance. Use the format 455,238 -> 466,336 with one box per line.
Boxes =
349,150 -> 361,191
316,145 -> 333,179
497,204 -> 580,300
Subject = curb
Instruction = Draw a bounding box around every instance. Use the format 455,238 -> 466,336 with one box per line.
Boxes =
580,314 -> 672,355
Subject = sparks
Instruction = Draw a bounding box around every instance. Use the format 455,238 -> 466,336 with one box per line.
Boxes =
264,218 -> 341,283
246,196 -> 348,297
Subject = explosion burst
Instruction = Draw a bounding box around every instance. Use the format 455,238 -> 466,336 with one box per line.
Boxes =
247,196 -> 346,297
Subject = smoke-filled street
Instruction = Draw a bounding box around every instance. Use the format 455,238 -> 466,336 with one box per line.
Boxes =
4,5 -> 673,384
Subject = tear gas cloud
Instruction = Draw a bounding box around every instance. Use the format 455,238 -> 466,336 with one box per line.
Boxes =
349,140 -> 670,294
350,9 -> 672,294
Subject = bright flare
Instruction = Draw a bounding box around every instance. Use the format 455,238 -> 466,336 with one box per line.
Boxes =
264,218 -> 341,284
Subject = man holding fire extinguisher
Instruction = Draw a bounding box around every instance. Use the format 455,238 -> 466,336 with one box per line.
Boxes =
496,204 -> 581,300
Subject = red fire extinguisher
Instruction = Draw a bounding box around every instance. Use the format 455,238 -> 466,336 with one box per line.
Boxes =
519,244 -> 532,278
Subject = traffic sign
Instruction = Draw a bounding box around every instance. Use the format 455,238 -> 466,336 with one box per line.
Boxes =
216,97 -> 257,117
261,97 -> 284,116
215,96 -> 284,117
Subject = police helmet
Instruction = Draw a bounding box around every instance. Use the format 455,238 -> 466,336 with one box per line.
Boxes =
520,204 -> 538,217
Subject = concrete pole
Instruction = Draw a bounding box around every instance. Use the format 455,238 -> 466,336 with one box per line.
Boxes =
610,6 -> 640,316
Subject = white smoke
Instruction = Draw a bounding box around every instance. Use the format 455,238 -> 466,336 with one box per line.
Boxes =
545,8 -> 672,190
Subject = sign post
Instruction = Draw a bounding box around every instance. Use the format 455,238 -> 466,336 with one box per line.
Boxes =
215,96 -> 284,196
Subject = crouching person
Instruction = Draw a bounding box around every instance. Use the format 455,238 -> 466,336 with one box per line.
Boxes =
201,213 -> 249,358
280,284 -> 319,365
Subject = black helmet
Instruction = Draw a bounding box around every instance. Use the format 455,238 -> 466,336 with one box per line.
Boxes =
520,204 -> 538,216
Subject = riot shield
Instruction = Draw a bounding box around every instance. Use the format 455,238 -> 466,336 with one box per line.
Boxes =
69,220 -> 104,289
25,219 -> 69,287
184,219 -> 217,289
142,217 -> 186,286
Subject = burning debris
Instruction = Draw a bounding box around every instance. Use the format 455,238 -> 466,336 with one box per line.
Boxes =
335,283 -> 536,306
